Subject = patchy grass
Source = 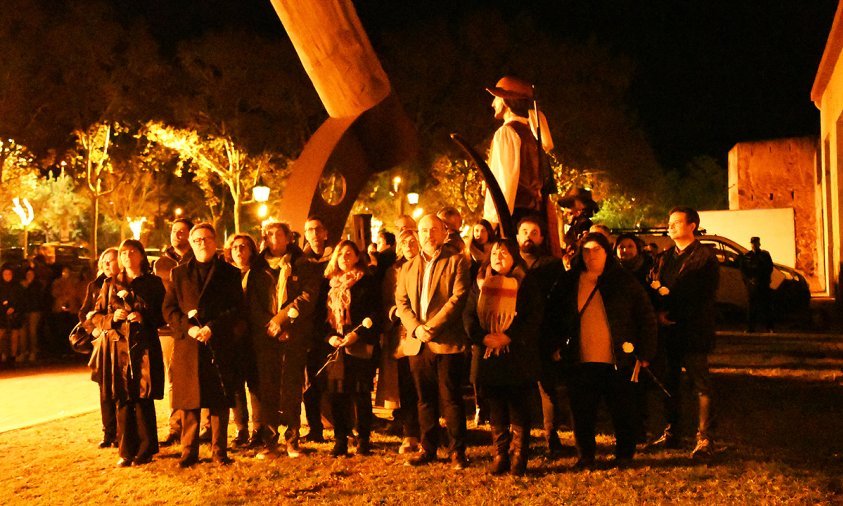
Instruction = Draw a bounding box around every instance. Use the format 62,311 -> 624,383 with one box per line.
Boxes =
1,332 -> 842,505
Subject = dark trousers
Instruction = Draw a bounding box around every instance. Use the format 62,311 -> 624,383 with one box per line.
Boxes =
279,343 -> 308,441
396,357 -> 420,438
747,285 -> 773,332
181,407 -> 229,458
101,398 -> 117,440
330,392 -> 373,441
303,346 -> 327,436
663,346 -> 715,439
256,346 -> 282,437
484,383 -> 535,455
409,346 -> 467,455
538,376 -> 569,436
117,399 -> 158,460
232,381 -> 261,432
567,363 -> 637,460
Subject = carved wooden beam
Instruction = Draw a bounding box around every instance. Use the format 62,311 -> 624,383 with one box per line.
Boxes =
270,0 -> 416,240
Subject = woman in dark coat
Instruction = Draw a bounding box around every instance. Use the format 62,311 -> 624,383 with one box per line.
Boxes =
224,232 -> 279,449
552,232 -> 657,469
323,240 -> 380,457
80,248 -> 120,448
463,238 -> 544,476
90,240 -> 165,467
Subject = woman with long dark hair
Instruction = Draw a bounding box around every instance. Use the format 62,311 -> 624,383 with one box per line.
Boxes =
463,238 -> 544,475
323,240 -> 380,457
91,239 -> 165,467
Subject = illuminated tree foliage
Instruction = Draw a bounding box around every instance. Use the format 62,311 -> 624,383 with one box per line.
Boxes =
144,122 -> 282,233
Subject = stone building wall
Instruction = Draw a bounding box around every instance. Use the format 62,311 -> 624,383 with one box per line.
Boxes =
728,137 -> 822,290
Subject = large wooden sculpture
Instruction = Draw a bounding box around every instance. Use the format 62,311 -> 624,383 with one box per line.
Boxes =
269,1 -> 417,239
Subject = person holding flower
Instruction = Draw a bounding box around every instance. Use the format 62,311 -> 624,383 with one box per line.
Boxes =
647,207 -> 719,459
322,240 -> 380,457
90,240 -> 166,467
463,238 -> 544,475
551,232 -> 657,469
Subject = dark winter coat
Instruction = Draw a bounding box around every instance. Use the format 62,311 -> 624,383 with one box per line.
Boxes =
552,260 -> 658,371
323,273 -> 381,394
649,240 -> 719,353
0,279 -> 25,329
163,256 -> 246,410
463,266 -> 544,386
88,272 -> 166,402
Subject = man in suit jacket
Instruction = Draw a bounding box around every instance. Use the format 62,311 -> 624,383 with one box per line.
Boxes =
395,214 -> 471,469
163,223 -> 245,467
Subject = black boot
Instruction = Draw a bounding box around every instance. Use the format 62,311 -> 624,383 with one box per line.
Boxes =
546,430 -> 564,458
510,425 -> 529,476
489,426 -> 511,476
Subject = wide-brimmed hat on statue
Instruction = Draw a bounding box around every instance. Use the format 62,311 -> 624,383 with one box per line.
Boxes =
557,187 -> 599,214
486,76 -> 534,100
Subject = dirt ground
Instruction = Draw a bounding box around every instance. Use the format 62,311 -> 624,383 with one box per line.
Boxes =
0,331 -> 841,505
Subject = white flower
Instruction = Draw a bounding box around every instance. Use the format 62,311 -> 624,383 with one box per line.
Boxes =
187,309 -> 198,319
117,290 -> 129,299
658,286 -> 670,296
622,342 -> 635,354
361,317 -> 373,329
287,307 -> 300,320
650,280 -> 661,290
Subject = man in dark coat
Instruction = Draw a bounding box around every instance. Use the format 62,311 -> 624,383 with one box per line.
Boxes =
741,236 -> 774,333
163,223 -> 245,467
258,220 -> 321,459
516,216 -> 569,457
301,216 -> 333,443
648,207 -> 719,459
152,218 -> 194,446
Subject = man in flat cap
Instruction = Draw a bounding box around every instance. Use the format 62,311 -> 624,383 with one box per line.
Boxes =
483,76 -> 554,230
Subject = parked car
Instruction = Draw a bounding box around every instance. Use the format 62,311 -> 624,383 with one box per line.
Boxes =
613,230 -> 811,319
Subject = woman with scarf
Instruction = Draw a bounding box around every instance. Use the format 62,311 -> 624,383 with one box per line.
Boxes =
463,238 -> 544,476
323,240 -> 380,457
90,240 -> 165,467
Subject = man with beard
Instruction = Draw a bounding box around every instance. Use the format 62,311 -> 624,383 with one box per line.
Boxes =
163,223 -> 245,467
258,221 -> 321,458
516,216 -> 569,457
152,218 -> 195,446
396,214 -> 471,469
301,216 -> 333,443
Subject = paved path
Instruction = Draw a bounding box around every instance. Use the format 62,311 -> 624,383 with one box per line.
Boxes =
0,364 -> 97,434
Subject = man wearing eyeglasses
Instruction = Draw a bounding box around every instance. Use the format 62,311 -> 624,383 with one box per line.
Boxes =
163,223 -> 246,467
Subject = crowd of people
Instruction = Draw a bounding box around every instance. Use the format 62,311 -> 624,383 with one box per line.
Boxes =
0,251 -> 93,368
72,199 -> 720,475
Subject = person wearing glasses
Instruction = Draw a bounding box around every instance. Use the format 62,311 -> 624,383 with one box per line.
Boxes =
163,223 -> 246,467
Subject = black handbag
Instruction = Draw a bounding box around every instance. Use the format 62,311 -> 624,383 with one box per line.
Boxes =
68,322 -> 94,354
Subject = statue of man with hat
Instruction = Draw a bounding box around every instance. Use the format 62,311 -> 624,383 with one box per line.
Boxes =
483,76 -> 554,230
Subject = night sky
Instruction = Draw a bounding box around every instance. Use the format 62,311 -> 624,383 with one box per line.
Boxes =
120,0 -> 839,170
